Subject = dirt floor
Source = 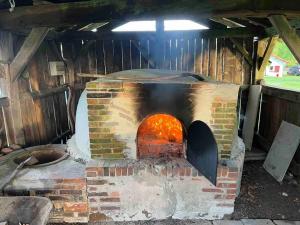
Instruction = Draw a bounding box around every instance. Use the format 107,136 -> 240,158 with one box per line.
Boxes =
232,161 -> 300,220
48,161 -> 300,225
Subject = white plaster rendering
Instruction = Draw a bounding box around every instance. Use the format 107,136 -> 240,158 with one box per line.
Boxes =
67,90 -> 91,161
109,95 -> 139,159
89,173 -> 234,221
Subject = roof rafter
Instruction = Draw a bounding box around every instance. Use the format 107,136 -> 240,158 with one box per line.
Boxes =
0,0 -> 300,30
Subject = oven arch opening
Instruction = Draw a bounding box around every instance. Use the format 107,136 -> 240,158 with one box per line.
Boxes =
136,113 -> 186,159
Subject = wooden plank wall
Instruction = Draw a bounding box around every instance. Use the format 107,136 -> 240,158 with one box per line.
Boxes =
257,86 -> 300,149
64,37 -> 254,85
16,42 -> 71,146
0,30 -> 76,147
0,32 -> 255,147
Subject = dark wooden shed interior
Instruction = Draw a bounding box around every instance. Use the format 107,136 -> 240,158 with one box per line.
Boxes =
0,0 -> 300,224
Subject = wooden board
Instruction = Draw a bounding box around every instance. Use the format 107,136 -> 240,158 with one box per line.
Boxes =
242,85 -> 262,150
263,121 -> 300,182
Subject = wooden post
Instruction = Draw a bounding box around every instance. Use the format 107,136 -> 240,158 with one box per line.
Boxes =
255,36 -> 278,82
56,42 -> 76,133
269,15 -> 300,64
0,31 -> 25,145
155,19 -> 164,69
230,38 -> 253,66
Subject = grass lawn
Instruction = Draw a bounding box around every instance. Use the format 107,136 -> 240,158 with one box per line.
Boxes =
264,75 -> 300,91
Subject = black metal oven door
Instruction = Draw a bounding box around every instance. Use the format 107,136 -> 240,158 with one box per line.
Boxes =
187,120 -> 218,185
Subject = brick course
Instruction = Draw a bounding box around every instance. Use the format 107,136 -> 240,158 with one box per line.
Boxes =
4,178 -> 88,223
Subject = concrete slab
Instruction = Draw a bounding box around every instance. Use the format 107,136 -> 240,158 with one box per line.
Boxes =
241,219 -> 275,225
213,220 -> 243,225
263,121 -> 300,182
273,221 -> 300,225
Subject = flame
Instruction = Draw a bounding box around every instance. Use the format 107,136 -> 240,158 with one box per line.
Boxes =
138,114 -> 183,144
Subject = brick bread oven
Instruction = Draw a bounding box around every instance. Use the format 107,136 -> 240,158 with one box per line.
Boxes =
86,70 -> 239,160
83,69 -> 245,221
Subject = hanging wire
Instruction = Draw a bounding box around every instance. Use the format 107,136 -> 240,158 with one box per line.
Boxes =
8,0 -> 15,12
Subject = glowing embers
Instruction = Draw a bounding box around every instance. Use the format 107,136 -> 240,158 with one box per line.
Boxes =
137,114 -> 184,158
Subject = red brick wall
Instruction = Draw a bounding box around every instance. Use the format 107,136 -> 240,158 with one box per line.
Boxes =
4,178 -> 88,223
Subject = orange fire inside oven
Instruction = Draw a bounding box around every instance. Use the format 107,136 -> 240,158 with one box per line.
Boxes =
137,114 -> 184,158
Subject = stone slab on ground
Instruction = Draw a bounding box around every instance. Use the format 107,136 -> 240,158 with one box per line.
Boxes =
0,196 -> 52,225
47,220 -> 300,225
213,220 -> 243,225
87,221 -> 213,225
263,121 -> 300,182
273,221 -> 300,225
241,219 -> 275,225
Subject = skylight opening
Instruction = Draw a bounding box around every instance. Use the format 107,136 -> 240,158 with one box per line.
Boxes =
112,20 -> 209,32
164,20 -> 209,31
112,21 -> 156,32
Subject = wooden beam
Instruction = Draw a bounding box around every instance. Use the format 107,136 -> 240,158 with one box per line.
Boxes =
10,27 -> 49,81
60,27 -> 266,41
239,18 -> 269,28
210,18 -> 245,28
269,15 -> 300,63
262,85 -> 300,103
255,36 -> 278,82
1,0 -> 300,29
77,73 -> 105,78
131,40 -> 155,68
12,28 -> 49,78
266,18 -> 300,36
230,38 -> 253,65
31,86 -> 69,99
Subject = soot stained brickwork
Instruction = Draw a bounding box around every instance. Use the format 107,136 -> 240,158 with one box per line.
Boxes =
86,79 -> 240,160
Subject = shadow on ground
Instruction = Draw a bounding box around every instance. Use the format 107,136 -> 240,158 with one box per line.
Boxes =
233,161 -> 300,220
